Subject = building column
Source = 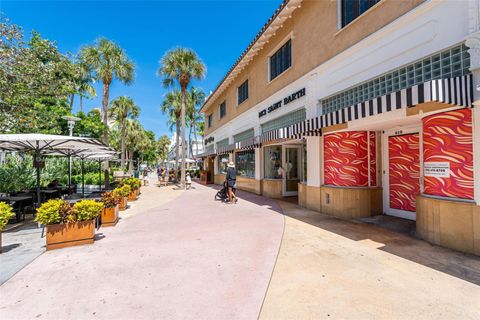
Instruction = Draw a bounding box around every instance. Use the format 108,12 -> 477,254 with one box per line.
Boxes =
255,148 -> 262,180
306,136 -> 321,187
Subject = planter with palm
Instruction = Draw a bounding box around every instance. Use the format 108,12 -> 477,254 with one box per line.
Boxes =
158,48 -> 206,189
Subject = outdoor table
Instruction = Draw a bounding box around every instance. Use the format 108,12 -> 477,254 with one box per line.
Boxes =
41,189 -> 61,200
0,195 -> 34,221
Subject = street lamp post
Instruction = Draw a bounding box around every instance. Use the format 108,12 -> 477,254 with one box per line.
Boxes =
62,115 -> 81,188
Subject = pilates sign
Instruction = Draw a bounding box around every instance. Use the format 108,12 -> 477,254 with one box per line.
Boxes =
424,162 -> 450,178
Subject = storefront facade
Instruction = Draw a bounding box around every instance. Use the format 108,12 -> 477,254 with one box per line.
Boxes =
200,0 -> 480,255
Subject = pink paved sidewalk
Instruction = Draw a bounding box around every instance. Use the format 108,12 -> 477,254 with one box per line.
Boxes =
0,183 -> 285,320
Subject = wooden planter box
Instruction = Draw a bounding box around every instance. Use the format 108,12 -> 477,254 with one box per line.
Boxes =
46,220 -> 95,251
101,204 -> 119,227
119,197 -> 128,211
128,191 -> 137,201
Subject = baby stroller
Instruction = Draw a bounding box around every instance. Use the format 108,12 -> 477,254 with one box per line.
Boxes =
215,181 -> 236,202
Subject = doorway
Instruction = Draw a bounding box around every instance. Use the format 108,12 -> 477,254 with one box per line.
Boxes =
383,128 -> 421,220
282,145 -> 301,196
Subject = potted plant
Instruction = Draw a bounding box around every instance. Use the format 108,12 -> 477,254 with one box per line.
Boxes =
113,185 -> 130,211
0,202 -> 15,253
101,191 -> 119,227
123,178 -> 139,201
35,199 -> 103,250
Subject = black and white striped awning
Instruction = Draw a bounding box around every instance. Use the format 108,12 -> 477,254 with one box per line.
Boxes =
217,144 -> 235,155
235,136 -> 261,151
278,74 -> 473,140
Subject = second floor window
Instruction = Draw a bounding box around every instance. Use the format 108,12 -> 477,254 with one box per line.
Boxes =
238,80 -> 249,105
219,101 -> 226,118
207,114 -> 213,128
270,39 -> 291,81
341,0 -> 379,27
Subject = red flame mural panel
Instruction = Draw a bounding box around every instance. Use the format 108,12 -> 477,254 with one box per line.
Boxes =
324,131 -> 370,187
422,108 -> 474,200
389,134 -> 420,212
370,132 -> 377,187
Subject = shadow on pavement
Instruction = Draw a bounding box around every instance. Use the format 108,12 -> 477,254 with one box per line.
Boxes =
276,199 -> 480,286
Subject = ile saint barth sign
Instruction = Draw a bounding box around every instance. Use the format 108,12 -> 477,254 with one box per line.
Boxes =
258,88 -> 306,118
424,162 -> 450,178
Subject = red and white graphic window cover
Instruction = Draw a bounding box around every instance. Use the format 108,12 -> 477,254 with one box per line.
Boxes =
324,131 -> 376,187
422,108 -> 474,200
388,134 -> 420,212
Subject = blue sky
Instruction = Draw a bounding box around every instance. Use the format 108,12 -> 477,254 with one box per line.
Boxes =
0,0 -> 281,138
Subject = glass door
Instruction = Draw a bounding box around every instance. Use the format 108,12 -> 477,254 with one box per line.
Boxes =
283,145 -> 301,196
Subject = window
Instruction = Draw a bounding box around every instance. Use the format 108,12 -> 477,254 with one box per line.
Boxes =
269,39 -> 292,81
238,80 -> 249,105
219,101 -> 226,119
264,145 -> 282,179
234,129 -> 255,143
321,44 -> 471,115
261,108 -> 306,134
207,114 -> 213,128
235,150 -> 255,178
341,0 -> 379,27
217,154 -> 229,174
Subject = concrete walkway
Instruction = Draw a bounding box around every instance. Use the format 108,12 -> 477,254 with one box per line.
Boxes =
260,201 -> 480,320
0,182 -> 284,319
1,181 -> 479,320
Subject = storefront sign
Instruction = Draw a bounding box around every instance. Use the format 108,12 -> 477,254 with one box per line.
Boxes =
258,88 -> 306,118
424,162 -> 450,178
204,136 -> 214,145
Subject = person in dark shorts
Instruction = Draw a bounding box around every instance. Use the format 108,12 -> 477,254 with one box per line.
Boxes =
226,161 -> 237,204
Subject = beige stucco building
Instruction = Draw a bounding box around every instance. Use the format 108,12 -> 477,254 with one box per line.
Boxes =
200,0 -> 480,256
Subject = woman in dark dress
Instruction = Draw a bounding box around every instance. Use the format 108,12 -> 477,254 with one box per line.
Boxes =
226,161 -> 237,204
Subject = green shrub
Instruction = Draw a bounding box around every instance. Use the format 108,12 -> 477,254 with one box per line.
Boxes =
121,177 -> 141,190
102,191 -> 119,208
0,202 -> 15,230
72,200 -> 103,221
113,185 -> 131,198
35,199 -> 72,225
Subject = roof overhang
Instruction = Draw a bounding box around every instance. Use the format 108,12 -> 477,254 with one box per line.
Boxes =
200,0 -> 303,113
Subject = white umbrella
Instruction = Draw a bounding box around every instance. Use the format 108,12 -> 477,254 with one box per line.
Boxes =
0,134 -> 109,205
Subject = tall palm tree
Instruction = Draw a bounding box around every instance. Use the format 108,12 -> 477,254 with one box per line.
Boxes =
80,38 -> 135,184
186,87 -> 206,158
160,90 -> 182,180
109,96 -> 140,171
125,119 -> 144,174
158,48 -> 206,188
69,62 -> 96,111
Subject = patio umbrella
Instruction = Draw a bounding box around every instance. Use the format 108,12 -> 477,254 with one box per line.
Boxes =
0,134 -> 109,206
78,151 -> 118,197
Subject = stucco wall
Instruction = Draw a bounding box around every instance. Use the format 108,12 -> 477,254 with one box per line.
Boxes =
204,0 -> 424,135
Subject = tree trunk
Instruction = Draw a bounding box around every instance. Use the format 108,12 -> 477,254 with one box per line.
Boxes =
181,88 -> 187,189
102,82 -> 110,186
193,125 -> 199,158
188,123 -> 193,159
128,150 -> 134,174
70,94 -> 74,109
175,119 -> 180,183
121,117 -> 126,171
79,96 -> 83,113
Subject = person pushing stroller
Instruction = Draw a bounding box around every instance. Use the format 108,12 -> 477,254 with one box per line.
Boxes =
225,161 -> 238,204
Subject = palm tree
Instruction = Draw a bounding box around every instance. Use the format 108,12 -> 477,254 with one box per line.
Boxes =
80,38 -> 135,184
109,96 -> 140,171
186,87 -> 205,158
158,48 -> 206,188
160,90 -> 182,180
69,62 -> 96,111
125,119 -> 144,174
